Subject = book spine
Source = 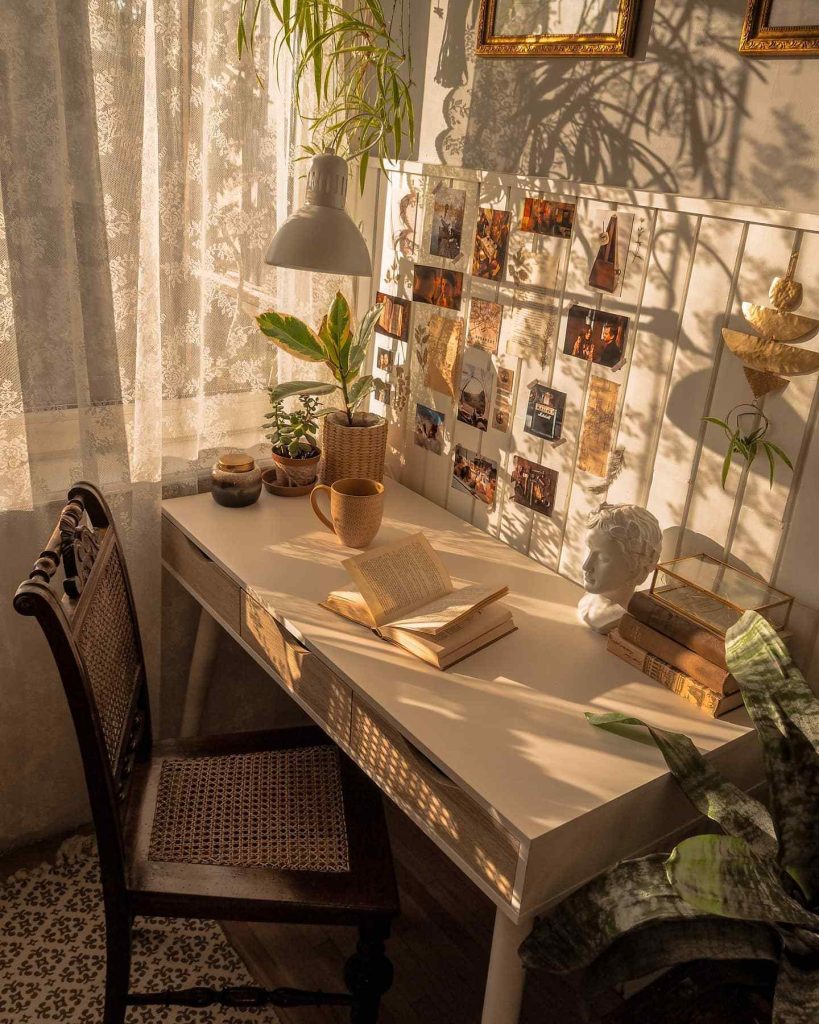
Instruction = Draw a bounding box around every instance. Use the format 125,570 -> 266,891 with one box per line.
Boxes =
619,613 -> 736,694
628,591 -> 728,670
607,630 -> 725,717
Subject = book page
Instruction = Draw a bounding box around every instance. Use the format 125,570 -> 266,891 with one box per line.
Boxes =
343,533 -> 452,626
387,582 -> 509,635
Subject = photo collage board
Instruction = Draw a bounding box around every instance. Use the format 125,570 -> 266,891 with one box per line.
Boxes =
369,166 -> 655,579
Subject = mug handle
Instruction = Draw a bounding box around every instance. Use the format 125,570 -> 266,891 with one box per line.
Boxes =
310,485 -> 336,534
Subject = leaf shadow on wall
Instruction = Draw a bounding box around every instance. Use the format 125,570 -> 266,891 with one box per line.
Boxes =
432,1 -> 819,206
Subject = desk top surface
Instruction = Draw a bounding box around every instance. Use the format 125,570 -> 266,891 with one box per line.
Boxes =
163,479 -> 752,843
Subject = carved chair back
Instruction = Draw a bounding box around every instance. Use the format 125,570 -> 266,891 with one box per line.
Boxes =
14,482 -> 152,899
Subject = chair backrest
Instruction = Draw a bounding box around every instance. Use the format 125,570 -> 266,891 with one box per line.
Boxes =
14,482 -> 152,898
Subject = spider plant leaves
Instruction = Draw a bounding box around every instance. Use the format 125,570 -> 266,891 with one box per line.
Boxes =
726,612 -> 819,904
586,712 -> 777,855
665,835 -> 819,928
520,855 -> 706,974
257,311 -> 325,362
268,380 -> 337,402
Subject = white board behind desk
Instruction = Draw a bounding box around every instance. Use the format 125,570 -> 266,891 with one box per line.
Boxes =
162,477 -> 761,919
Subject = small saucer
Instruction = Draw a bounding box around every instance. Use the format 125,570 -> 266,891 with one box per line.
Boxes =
261,467 -> 316,497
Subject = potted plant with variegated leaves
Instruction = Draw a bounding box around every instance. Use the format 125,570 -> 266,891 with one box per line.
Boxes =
521,611 -> 819,1023
258,292 -> 387,484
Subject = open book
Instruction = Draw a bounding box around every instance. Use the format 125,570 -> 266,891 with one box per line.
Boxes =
322,533 -> 515,669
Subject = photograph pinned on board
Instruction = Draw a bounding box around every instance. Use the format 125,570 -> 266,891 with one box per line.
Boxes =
420,314 -> 464,398
457,356 -> 491,432
511,456 -> 559,517
375,291 -> 410,342
563,304 -> 629,368
506,238 -> 563,291
467,297 -> 503,354
588,212 -> 635,297
524,383 -> 566,443
413,265 -> 465,311
452,445 -> 498,507
414,403 -> 445,455
376,347 -> 393,372
492,366 -> 515,433
429,186 -> 467,260
520,198 -> 576,239
472,207 -> 512,281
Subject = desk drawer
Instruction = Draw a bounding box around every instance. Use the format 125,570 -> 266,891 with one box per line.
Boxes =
349,697 -> 520,904
241,593 -> 352,744
162,516 -> 241,633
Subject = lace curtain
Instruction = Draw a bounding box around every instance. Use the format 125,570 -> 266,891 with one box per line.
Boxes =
0,0 -> 346,848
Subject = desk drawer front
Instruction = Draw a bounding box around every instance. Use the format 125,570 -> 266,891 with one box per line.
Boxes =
162,517 -> 241,632
242,593 -> 352,744
350,698 -> 519,904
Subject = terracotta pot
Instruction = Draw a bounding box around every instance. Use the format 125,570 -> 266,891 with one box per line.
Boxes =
270,448 -> 321,488
321,411 -> 387,484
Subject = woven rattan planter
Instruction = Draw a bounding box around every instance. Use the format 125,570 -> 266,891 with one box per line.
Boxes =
321,411 -> 387,484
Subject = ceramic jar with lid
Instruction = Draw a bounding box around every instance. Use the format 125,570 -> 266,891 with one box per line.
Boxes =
211,453 -> 262,508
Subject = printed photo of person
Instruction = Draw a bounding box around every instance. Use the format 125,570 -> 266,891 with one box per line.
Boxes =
511,457 -> 558,517
563,304 -> 629,368
414,403 -> 445,455
376,347 -> 393,372
429,186 -> 466,260
412,265 -> 464,311
451,445 -> 498,507
375,291 -> 410,341
520,198 -> 576,239
472,207 -> 512,281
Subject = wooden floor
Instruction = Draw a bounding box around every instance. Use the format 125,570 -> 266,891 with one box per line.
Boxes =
1,812 -> 610,1024
225,803 -> 603,1024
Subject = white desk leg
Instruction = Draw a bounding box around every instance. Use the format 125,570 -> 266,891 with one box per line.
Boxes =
481,910 -> 531,1024
180,609 -> 222,737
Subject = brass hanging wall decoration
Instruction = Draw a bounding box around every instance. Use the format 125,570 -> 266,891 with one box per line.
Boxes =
721,250 -> 819,398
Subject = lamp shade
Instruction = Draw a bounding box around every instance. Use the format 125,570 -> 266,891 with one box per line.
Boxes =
265,152 -> 372,277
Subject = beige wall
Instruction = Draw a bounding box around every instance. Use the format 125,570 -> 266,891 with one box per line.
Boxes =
407,0 -> 819,215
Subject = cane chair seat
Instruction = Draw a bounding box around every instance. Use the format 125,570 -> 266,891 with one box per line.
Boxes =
124,726 -> 398,923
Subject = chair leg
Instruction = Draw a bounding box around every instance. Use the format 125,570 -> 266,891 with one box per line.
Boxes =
103,909 -> 131,1024
344,918 -> 394,1024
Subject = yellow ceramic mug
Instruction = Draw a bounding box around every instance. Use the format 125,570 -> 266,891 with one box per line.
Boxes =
310,477 -> 384,548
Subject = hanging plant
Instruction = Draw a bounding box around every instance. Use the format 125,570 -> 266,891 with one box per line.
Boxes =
237,1 -> 414,192
704,403 -> 793,488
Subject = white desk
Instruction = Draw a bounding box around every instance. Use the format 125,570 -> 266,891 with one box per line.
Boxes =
162,478 -> 761,1024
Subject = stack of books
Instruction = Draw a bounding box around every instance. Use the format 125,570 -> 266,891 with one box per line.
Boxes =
323,532 -> 516,670
607,591 -> 743,717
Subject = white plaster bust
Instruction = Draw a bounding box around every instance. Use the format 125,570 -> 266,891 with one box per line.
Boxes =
578,503 -> 663,634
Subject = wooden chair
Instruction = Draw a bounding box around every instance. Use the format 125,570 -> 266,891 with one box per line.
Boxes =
14,482 -> 399,1023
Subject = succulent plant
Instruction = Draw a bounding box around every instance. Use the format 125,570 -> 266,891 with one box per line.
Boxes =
263,393 -> 321,459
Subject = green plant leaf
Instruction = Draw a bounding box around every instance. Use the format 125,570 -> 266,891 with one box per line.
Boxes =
520,855 -> 705,974
666,835 -> 818,927
326,292 -> 352,348
578,917 -> 781,996
347,374 -> 376,411
773,943 -> 819,1024
257,311 -> 326,362
766,440 -> 794,471
587,712 -> 777,855
268,380 -> 336,402
763,442 -> 777,487
721,438 -> 736,488
704,416 -> 732,433
726,612 -> 819,903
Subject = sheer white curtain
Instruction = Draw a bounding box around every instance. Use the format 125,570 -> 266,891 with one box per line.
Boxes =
0,0 -> 345,849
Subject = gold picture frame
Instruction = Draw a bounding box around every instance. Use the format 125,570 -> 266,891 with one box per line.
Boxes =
740,0 -> 819,55
476,0 -> 642,58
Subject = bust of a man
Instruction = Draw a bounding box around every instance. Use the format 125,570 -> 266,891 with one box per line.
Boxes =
578,503 -> 663,634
